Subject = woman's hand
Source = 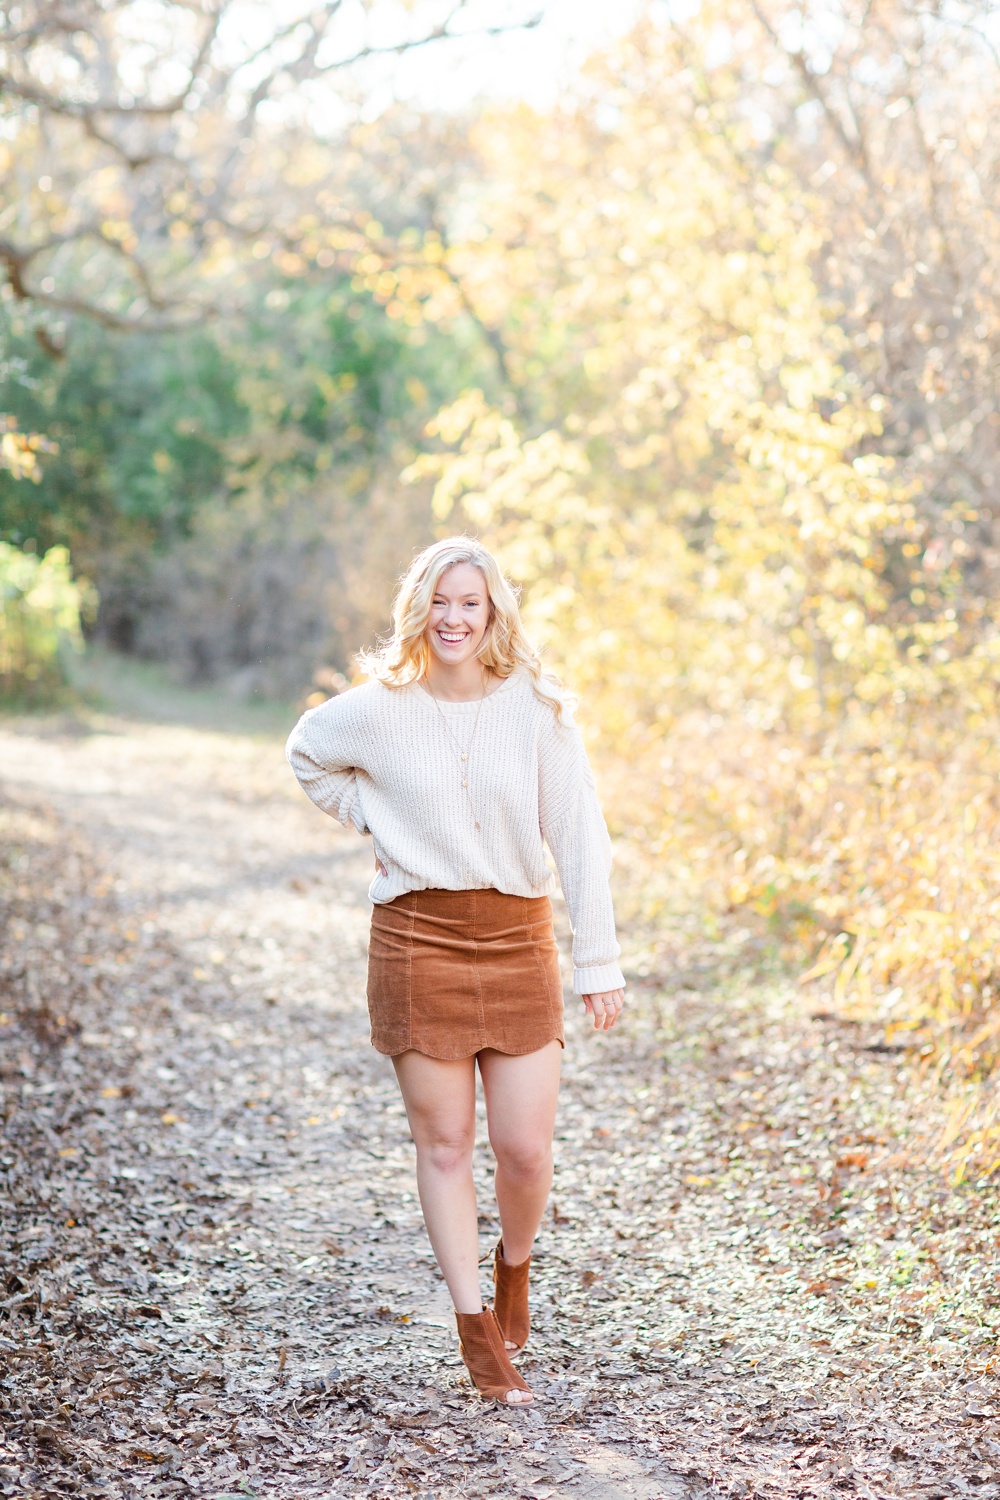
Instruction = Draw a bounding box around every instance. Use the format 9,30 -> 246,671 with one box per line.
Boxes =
582,989 -> 624,1031
374,852 -> 387,877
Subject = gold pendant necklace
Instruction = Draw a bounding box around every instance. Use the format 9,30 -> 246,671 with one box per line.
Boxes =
427,676 -> 486,830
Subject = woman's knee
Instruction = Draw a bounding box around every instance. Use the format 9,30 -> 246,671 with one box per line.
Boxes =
414,1127 -> 475,1176
491,1135 -> 552,1182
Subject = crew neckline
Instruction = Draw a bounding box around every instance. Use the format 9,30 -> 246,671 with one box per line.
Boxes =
410,673 -> 521,710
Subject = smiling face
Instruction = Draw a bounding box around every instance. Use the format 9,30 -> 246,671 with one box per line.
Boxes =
425,562 -> 491,669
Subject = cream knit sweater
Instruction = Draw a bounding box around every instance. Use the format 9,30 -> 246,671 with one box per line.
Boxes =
285,672 -> 624,995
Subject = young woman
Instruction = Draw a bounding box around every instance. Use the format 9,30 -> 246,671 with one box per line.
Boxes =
286,538 -> 624,1406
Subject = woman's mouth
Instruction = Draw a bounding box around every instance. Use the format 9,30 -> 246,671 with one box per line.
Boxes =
437,631 -> 469,645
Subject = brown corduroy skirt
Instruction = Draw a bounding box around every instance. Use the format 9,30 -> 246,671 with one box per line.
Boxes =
366,887 -> 565,1059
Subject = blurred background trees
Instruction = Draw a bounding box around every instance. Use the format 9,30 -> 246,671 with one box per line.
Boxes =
0,0 -> 537,333
0,0 -> 532,688
2,0 -> 999,1080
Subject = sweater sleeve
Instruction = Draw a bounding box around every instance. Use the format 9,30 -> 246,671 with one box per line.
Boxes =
285,694 -> 370,835
538,711 -> 625,996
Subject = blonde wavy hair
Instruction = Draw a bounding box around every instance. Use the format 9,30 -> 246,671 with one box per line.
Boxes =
359,537 -> 566,720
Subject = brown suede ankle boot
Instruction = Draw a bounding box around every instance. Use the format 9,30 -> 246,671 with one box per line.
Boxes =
455,1307 -> 532,1405
492,1240 -> 531,1355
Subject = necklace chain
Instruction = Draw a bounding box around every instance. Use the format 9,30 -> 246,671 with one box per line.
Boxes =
426,676 -> 486,830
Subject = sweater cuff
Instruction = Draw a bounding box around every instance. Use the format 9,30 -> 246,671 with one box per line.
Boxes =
573,962 -> 626,996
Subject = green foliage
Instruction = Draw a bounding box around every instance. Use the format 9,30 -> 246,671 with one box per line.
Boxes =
0,264 -> 498,553
0,542 -> 94,704
0,317 -> 244,561
0,269 -> 496,673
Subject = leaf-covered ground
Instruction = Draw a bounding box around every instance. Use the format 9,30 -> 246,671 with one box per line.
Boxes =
1,710 -> 998,1500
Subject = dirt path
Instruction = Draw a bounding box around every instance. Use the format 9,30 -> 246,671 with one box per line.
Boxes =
2,711 -> 998,1500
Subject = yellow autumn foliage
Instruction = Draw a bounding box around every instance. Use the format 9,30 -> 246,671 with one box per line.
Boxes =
407,12 -> 1000,1103
0,415 -> 51,482
0,543 -> 94,704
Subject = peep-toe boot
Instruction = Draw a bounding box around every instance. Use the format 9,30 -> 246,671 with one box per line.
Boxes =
455,1307 -> 533,1405
493,1240 -> 531,1355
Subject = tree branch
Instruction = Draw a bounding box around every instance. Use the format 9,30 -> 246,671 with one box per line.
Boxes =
0,0 -> 545,332
0,230 -> 211,345
746,0 -> 878,192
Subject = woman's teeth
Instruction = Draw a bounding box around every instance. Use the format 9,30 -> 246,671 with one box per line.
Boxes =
438,632 -> 467,643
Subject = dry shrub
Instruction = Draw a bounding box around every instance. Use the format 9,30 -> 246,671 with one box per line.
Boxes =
611,714 -> 999,1024
115,480 -> 432,698
135,490 -> 338,698
604,710 -> 1000,1169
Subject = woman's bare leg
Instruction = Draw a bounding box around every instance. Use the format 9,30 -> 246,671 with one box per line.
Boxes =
391,1050 -> 483,1313
393,1049 -> 531,1404
479,1041 -> 561,1344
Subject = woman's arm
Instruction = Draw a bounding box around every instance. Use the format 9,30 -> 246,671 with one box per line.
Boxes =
285,694 -> 370,834
538,713 -> 625,1000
